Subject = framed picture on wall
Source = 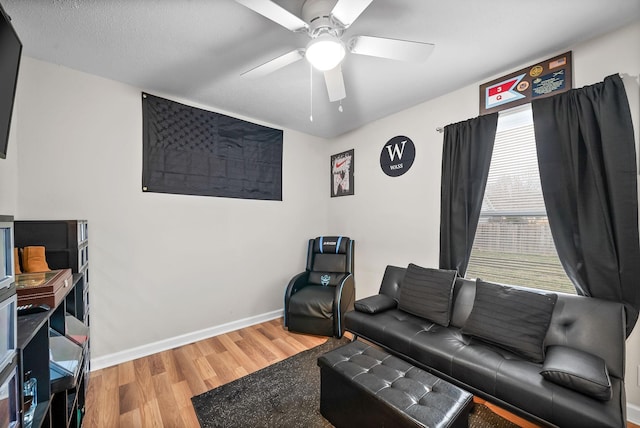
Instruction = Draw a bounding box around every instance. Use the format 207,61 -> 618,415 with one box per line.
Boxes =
331,149 -> 354,197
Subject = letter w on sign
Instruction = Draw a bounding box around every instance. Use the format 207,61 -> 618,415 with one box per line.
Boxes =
386,140 -> 406,162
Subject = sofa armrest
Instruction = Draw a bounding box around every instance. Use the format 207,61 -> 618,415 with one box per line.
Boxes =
284,271 -> 309,327
333,273 -> 355,338
354,294 -> 397,314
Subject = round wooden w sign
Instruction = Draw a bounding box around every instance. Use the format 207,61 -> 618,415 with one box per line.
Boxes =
380,136 -> 415,177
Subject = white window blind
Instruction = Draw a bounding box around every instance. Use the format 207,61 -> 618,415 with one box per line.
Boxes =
466,105 -> 574,294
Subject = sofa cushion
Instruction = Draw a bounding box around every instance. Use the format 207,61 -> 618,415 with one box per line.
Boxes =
354,294 -> 397,314
461,279 -> 557,363
288,286 -> 334,319
397,264 -> 457,327
540,345 -> 612,401
345,308 -> 436,356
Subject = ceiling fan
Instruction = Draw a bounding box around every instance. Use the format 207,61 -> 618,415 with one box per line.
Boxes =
235,0 -> 435,103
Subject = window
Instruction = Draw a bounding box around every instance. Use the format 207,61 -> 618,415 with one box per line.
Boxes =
466,105 -> 574,294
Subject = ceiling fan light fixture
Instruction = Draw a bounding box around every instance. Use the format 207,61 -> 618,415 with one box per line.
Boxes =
305,33 -> 346,71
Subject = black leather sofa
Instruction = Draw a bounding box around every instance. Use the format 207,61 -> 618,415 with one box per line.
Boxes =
344,265 -> 627,427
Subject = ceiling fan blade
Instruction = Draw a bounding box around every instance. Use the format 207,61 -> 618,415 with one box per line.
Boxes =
324,65 -> 346,102
348,35 -> 435,62
331,0 -> 373,28
241,49 -> 304,78
235,0 -> 308,32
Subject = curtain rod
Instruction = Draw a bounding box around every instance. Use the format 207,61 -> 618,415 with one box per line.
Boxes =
436,127 -> 444,133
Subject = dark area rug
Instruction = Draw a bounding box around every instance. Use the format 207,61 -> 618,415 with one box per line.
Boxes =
192,338 -> 520,428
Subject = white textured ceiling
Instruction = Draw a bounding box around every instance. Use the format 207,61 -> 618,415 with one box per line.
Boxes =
3,0 -> 640,138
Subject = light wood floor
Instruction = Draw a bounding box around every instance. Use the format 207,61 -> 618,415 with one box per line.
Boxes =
83,318 -> 639,428
83,318 -> 327,427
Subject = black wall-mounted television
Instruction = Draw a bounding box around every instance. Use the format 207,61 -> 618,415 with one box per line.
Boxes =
0,3 -> 21,160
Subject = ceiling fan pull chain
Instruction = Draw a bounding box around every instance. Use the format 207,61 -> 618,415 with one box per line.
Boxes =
309,64 -> 314,122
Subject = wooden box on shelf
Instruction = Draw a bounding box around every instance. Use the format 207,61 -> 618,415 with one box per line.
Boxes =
15,269 -> 73,307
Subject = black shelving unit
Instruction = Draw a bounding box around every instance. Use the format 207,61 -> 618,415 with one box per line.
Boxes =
15,220 -> 89,339
15,220 -> 90,428
17,272 -> 88,428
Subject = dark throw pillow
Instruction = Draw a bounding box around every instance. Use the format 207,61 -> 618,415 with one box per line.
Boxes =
354,294 -> 397,314
541,345 -> 612,401
397,264 -> 457,327
461,279 -> 558,363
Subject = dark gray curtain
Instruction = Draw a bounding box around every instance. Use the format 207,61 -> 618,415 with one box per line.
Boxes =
440,113 -> 498,276
532,74 -> 640,336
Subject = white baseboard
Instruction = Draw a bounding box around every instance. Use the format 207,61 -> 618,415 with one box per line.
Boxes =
90,309 -> 284,371
628,402 -> 640,424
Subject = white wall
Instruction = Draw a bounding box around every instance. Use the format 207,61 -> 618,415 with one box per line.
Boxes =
0,100 -> 19,215
14,57 -> 329,363
327,20 -> 640,407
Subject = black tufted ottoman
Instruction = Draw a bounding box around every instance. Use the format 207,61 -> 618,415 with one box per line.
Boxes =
318,340 -> 473,428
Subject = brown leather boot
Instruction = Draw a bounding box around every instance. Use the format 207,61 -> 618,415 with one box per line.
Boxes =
22,246 -> 51,273
14,248 -> 21,274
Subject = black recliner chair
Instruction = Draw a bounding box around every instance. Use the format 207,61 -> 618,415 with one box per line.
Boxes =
284,236 -> 355,338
